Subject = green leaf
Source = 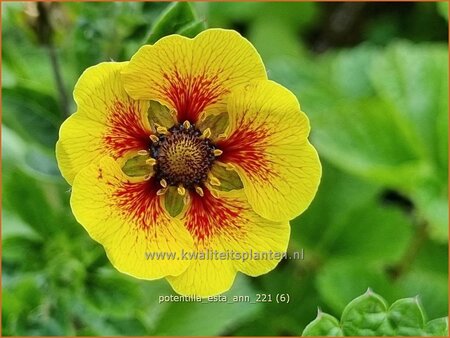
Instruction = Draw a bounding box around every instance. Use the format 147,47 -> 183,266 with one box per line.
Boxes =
425,317 -> 449,336
326,203 -> 412,261
249,17 -> 305,62
290,161 -> 380,253
302,312 -> 343,336
2,86 -> 61,150
1,210 -> 40,240
84,269 -> 141,318
176,19 -> 206,38
437,2 -> 448,21
316,260 -> 395,317
2,275 -> 44,336
303,290 -> 447,336
370,43 -> 449,242
3,236 -> 43,272
387,298 -> 425,335
370,42 -> 448,172
146,2 -> 199,44
341,289 -> 388,336
310,97 -> 424,188
398,269 -> 448,321
152,275 -> 261,335
3,169 -> 60,237
412,178 -> 448,242
330,45 -> 378,99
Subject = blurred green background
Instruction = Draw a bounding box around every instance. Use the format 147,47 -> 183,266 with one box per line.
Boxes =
2,2 -> 448,336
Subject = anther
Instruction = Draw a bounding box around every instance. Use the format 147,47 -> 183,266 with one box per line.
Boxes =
146,158 -> 157,166
217,133 -> 227,140
150,124 -> 217,189
213,149 -> 223,156
156,126 -> 169,135
156,188 -> 167,195
202,128 -> 211,139
225,163 -> 236,171
150,134 -> 159,143
195,186 -> 204,197
144,173 -> 153,181
183,120 -> 191,129
177,185 -> 186,196
209,174 -> 221,186
137,150 -> 148,156
160,178 -> 167,188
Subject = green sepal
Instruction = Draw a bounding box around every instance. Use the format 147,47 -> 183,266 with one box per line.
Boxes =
148,100 -> 175,130
164,186 -> 184,218
211,164 -> 243,192
122,155 -> 152,177
197,112 -> 229,140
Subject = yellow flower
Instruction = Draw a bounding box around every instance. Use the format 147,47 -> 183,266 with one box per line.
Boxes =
56,29 -> 321,296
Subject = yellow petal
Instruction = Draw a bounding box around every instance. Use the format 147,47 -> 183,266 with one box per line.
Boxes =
71,156 -> 194,279
56,62 -> 151,185
122,29 -> 267,123
217,80 -> 322,221
166,188 -> 289,296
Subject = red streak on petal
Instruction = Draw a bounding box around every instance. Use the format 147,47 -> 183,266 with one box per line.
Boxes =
104,100 -> 151,157
161,69 -> 228,123
185,188 -> 246,243
218,125 -> 276,181
114,177 -> 163,232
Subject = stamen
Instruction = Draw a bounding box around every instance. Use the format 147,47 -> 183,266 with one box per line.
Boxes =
183,120 -> 191,129
144,173 -> 153,181
209,174 -> 221,186
183,193 -> 190,205
202,128 -> 211,139
213,149 -> 223,156
195,186 -> 204,197
177,185 -> 186,196
150,123 -> 217,190
137,150 -> 149,156
225,163 -> 236,171
160,178 -> 167,188
156,187 -> 167,195
146,158 -> 157,166
217,133 -> 227,140
156,126 -> 169,135
209,188 -> 219,198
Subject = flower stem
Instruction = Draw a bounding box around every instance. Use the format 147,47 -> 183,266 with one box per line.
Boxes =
36,3 -> 69,119
387,217 -> 429,280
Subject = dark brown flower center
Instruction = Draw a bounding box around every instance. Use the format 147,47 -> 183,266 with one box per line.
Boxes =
150,124 -> 215,189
